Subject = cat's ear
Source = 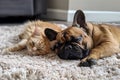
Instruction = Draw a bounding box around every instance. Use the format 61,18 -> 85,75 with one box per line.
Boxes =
45,28 -> 58,41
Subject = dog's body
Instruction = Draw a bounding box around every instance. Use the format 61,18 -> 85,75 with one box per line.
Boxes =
81,22 -> 120,64
45,10 -> 120,67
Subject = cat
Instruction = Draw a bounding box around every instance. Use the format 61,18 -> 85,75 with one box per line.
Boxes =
3,20 -> 62,55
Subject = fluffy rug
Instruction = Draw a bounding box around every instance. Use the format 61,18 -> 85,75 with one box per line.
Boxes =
0,22 -> 120,80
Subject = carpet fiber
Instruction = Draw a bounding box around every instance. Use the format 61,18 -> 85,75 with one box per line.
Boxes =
0,23 -> 120,80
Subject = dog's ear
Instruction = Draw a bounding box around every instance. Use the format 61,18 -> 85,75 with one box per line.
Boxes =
72,10 -> 86,27
72,10 -> 89,34
45,28 -> 58,41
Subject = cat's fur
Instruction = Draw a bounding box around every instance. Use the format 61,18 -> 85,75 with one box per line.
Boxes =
4,20 -> 62,55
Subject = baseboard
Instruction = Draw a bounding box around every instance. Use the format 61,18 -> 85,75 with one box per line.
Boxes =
68,10 -> 120,22
45,9 -> 120,22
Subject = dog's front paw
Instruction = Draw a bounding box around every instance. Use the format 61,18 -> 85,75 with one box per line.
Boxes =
78,59 -> 97,67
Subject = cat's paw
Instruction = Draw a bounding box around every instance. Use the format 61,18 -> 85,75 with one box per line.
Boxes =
1,48 -> 12,55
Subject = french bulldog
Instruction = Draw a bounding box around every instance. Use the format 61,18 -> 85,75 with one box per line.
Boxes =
45,10 -> 120,67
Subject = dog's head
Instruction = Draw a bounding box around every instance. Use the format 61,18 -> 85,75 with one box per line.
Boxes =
45,10 -> 93,60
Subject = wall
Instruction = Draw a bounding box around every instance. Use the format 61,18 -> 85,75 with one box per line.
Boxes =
69,0 -> 120,11
46,0 -> 69,20
47,0 -> 68,10
46,0 -> 120,22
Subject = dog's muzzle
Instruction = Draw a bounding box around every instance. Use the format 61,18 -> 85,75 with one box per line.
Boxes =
52,36 -> 90,60
57,42 -> 89,60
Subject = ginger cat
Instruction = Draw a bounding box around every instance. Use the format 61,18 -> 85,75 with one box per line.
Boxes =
4,20 -> 62,55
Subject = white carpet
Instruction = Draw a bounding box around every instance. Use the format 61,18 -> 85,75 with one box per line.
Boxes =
0,23 -> 120,80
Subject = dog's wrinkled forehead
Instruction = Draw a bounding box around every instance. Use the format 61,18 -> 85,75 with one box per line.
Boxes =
56,27 -> 86,42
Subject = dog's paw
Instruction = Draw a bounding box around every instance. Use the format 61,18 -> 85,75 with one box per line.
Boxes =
78,59 -> 97,67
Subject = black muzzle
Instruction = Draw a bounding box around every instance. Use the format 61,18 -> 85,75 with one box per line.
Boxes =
57,43 -> 89,60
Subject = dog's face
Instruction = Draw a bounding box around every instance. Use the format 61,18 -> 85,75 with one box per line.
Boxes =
56,27 -> 91,60
45,10 -> 93,60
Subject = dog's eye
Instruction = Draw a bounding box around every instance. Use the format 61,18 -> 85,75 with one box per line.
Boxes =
77,35 -> 83,41
55,42 -> 63,48
52,42 -> 64,51
71,35 -> 83,42
56,42 -> 63,47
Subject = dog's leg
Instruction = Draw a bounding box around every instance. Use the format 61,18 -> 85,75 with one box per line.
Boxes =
79,41 -> 120,67
3,39 -> 27,53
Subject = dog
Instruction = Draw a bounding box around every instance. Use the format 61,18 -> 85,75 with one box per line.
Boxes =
45,10 -> 120,67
